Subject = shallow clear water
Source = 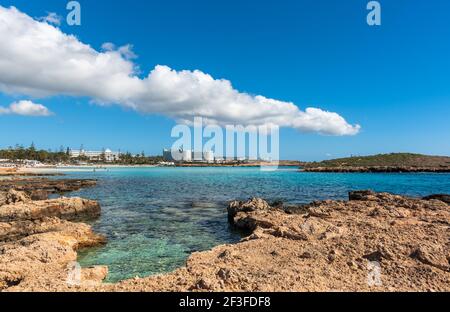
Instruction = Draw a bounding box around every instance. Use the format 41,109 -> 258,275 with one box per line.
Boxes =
66,167 -> 450,282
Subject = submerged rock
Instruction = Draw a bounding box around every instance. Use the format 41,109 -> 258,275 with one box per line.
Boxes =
29,190 -> 49,201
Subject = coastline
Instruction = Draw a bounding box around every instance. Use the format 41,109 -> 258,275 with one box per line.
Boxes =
302,154 -> 450,173
176,161 -> 303,168
0,166 -> 157,175
1,174 -> 449,292
302,166 -> 450,173
1,162 -> 302,175
0,167 -> 63,177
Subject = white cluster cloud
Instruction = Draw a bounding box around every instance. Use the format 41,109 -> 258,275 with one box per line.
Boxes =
0,100 -> 53,117
101,42 -> 137,60
0,6 -> 360,135
38,12 -> 62,26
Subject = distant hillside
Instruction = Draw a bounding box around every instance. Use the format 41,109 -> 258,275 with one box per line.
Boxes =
305,153 -> 450,169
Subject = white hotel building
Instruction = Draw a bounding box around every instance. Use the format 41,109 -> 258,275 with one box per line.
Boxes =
163,149 -> 214,163
69,149 -> 120,162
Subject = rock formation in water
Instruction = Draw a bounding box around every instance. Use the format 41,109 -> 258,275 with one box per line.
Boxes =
1,175 -> 449,292
0,194 -> 100,222
0,182 -> 106,291
0,178 -> 97,197
102,190 -> 449,292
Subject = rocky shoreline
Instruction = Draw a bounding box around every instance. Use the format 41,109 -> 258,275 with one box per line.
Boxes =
99,190 -> 449,292
0,178 -> 98,202
0,177 -> 107,291
302,166 -> 450,173
1,176 -> 449,292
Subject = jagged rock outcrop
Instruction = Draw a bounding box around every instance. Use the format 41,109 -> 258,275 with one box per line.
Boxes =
0,178 -> 106,292
422,194 -> 450,205
0,222 -> 106,291
2,185 -> 449,292
349,190 -> 377,201
100,190 -> 450,292
0,178 -> 97,200
29,190 -> 49,201
0,197 -> 100,223
5,189 -> 31,204
227,197 -> 272,224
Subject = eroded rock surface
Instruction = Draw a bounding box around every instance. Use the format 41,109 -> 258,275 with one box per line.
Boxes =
0,197 -> 100,222
0,178 -> 97,200
2,188 -> 449,292
0,179 -> 105,292
0,219 -> 106,291
102,191 -> 450,292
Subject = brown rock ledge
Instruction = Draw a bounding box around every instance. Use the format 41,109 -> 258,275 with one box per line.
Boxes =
101,190 -> 448,292
0,217 -> 106,290
0,195 -> 101,222
2,188 -> 449,292
0,178 -> 98,202
0,181 -> 106,291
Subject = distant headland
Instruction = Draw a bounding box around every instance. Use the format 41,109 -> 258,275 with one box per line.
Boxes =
302,153 -> 450,173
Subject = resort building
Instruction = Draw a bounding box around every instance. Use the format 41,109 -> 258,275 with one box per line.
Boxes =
182,149 -> 192,162
163,149 -> 214,163
162,149 -> 175,162
203,151 -> 214,163
192,151 -> 204,162
69,148 -> 120,162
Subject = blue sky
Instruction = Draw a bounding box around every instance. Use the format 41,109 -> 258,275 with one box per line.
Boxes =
0,0 -> 449,160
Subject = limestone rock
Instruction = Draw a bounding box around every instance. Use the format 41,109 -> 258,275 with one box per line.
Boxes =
227,198 -> 272,223
422,194 -> 450,205
29,190 -> 49,201
81,266 -> 109,285
3,187 -> 450,292
102,190 -> 450,292
5,189 -> 31,204
0,197 -> 101,222
349,190 -> 377,201
411,246 -> 449,272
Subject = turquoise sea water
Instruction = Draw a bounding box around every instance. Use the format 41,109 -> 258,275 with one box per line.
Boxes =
67,167 -> 450,282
